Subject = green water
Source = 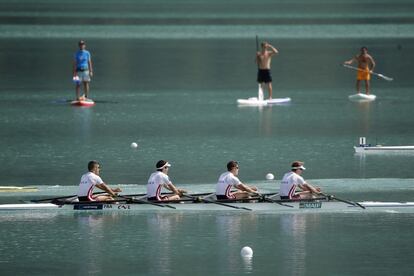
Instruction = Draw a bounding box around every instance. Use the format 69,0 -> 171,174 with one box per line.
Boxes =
1,0 -> 414,275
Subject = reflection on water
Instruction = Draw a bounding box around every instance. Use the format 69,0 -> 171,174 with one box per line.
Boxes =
241,256 -> 253,272
146,212 -> 184,274
354,100 -> 373,134
72,106 -> 93,143
74,213 -> 116,275
278,213 -> 320,276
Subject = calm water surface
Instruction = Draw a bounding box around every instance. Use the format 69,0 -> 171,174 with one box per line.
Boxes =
1,0 -> 414,275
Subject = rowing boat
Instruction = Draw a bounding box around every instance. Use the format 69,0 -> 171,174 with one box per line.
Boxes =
1,197 -> 413,212
354,137 -> 414,153
355,145 -> 414,153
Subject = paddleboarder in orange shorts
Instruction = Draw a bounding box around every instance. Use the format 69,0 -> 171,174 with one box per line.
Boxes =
344,47 -> 376,95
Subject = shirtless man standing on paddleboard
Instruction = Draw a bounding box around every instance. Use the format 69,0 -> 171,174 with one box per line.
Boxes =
344,47 -> 376,95
256,41 -> 278,100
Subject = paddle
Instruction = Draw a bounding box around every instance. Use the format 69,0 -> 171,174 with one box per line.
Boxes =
118,195 -> 176,209
320,192 -> 366,209
256,35 -> 264,101
343,64 -> 393,81
183,193 -> 252,211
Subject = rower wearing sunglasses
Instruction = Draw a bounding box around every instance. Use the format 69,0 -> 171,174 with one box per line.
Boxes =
216,161 -> 258,200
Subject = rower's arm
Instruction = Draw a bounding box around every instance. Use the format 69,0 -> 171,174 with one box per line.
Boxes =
165,183 -> 185,195
236,183 -> 257,193
300,183 -> 320,194
96,183 -> 119,197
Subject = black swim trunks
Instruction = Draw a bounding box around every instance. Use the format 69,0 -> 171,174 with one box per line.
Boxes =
257,69 -> 272,83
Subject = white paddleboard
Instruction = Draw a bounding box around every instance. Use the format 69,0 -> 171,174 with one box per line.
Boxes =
237,97 -> 291,106
348,93 -> 376,102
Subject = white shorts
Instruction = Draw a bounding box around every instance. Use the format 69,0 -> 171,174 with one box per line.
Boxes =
76,70 -> 91,82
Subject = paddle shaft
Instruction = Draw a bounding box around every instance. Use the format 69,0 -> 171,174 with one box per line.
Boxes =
343,64 -> 393,81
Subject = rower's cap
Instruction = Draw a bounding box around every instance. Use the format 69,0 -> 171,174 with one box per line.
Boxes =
291,161 -> 306,170
156,160 -> 171,170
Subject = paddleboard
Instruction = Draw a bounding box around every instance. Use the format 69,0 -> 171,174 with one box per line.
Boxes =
237,97 -> 291,106
71,98 -> 95,107
348,93 -> 376,102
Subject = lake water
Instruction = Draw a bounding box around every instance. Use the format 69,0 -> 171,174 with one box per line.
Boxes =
1,0 -> 414,275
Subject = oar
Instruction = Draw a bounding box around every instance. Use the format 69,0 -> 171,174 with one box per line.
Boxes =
262,196 -> 294,208
320,193 -> 365,209
183,193 -> 252,211
343,64 -> 393,81
31,191 -> 106,203
118,195 -> 176,209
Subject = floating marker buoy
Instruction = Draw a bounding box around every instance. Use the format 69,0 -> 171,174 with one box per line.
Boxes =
241,246 -> 253,258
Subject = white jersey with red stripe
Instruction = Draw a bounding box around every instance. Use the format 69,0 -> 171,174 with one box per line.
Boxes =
280,171 -> 305,198
216,171 -> 242,197
77,172 -> 104,200
147,171 -> 172,199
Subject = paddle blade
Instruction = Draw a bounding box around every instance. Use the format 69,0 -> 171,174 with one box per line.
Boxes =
258,84 -> 264,101
377,74 -> 393,81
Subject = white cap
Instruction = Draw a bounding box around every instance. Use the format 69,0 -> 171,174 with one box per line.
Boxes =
292,165 -> 306,170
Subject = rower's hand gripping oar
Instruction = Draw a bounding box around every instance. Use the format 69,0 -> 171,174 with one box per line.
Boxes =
343,64 -> 393,81
183,193 -> 252,211
118,195 -> 176,209
320,192 -> 365,209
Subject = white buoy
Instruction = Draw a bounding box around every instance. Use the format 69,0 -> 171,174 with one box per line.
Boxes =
240,246 -> 253,258
130,142 -> 138,149
266,173 -> 274,180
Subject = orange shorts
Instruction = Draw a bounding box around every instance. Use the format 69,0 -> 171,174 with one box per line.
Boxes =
357,67 -> 371,81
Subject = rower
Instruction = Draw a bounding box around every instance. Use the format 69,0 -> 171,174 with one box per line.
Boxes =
77,160 -> 121,202
279,161 -> 321,200
147,160 -> 186,201
216,161 -> 258,200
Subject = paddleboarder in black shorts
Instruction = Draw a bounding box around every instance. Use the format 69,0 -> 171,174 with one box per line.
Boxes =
256,41 -> 278,99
